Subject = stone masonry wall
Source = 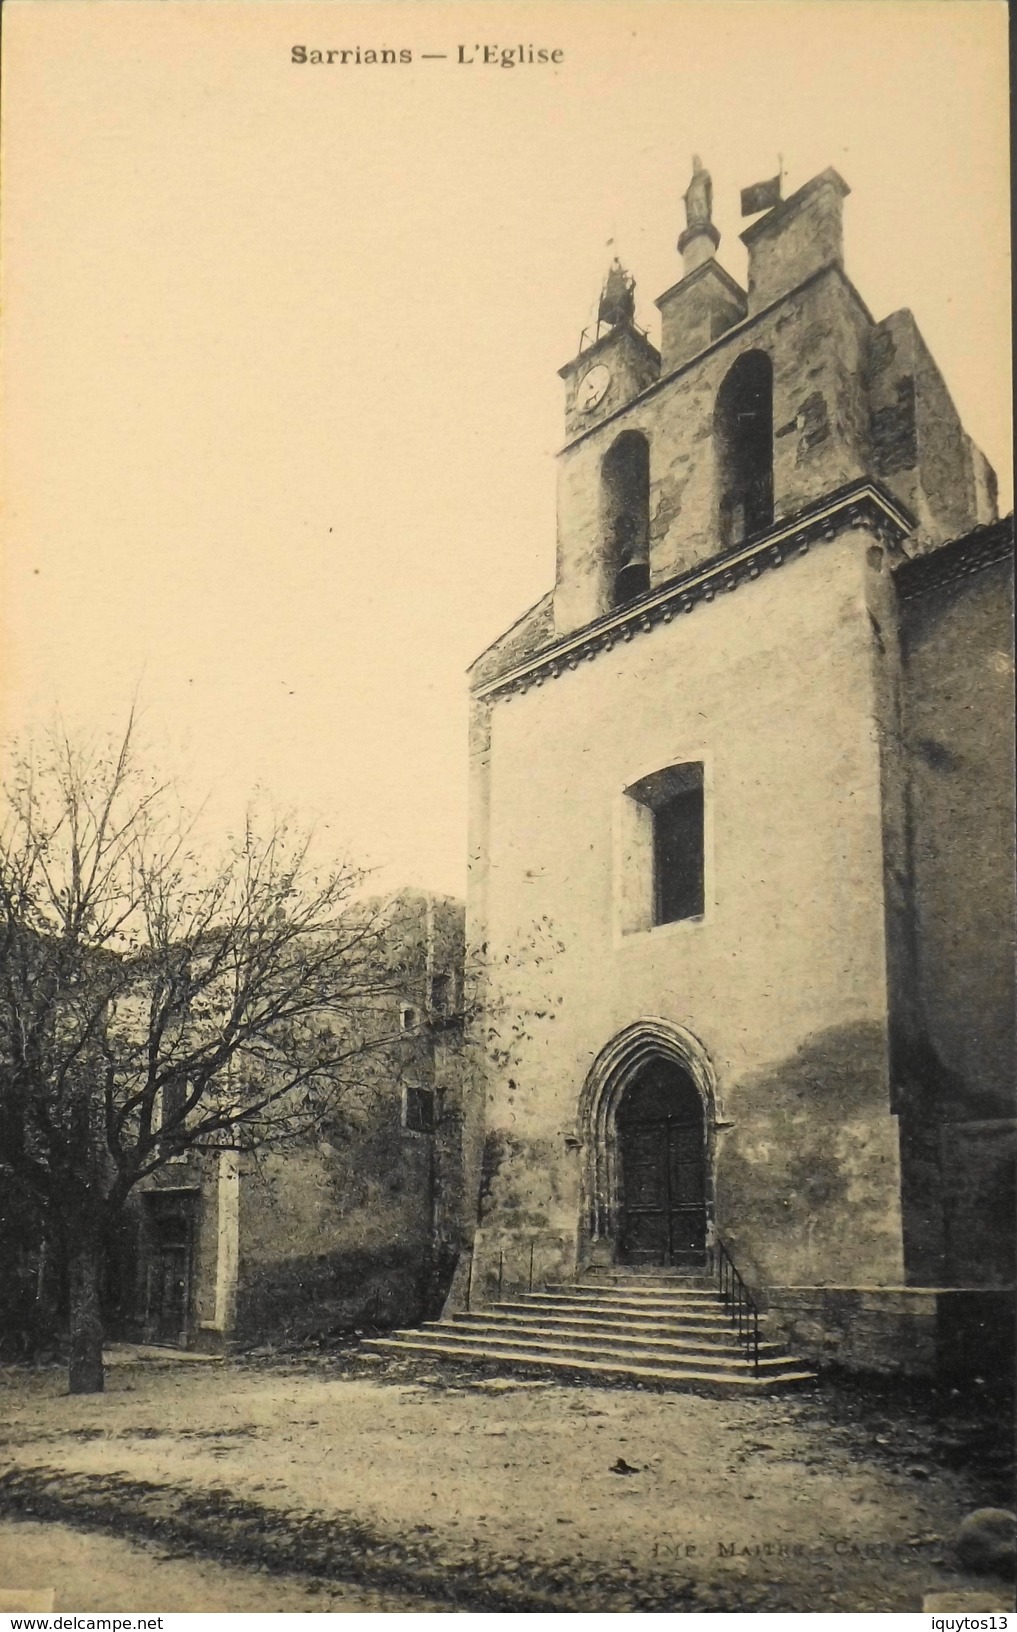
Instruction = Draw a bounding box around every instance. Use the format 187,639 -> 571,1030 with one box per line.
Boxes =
765,1285 -> 1016,1382
467,530 -> 906,1300
554,271 -> 875,637
764,1287 -> 938,1377
895,547 -> 1016,1286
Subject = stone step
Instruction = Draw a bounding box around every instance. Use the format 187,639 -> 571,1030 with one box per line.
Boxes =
505,1292 -> 734,1320
568,1286 -> 721,1299
460,1306 -> 755,1341
579,1272 -> 715,1289
364,1267 -> 813,1396
430,1317 -> 786,1363
363,1333 -> 815,1394
391,1325 -> 799,1376
552,1281 -> 725,1301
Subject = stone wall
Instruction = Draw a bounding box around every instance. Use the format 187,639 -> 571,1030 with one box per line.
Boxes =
765,1286 -> 938,1377
231,895 -> 468,1343
465,168 -> 1007,1318
765,1285 -> 1016,1383
467,528 -> 907,1298
866,311 -> 987,550
551,167 -> 994,642
656,261 -> 746,374
554,270 -> 875,637
233,1064 -> 457,1344
894,532 -> 1016,1286
116,892 -> 469,1349
741,170 -> 848,315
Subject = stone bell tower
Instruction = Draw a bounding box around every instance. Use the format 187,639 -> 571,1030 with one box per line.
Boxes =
459,157 -> 1006,1369
551,159 -> 996,641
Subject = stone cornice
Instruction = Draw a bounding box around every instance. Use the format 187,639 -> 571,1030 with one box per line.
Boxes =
894,515 -> 1014,603
471,481 -> 913,702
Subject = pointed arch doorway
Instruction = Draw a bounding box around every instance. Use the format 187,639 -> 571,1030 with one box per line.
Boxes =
616,1059 -> 707,1264
578,1019 -> 716,1270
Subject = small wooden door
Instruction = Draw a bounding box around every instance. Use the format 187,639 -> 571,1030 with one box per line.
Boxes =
617,1062 -> 707,1265
145,1205 -> 193,1346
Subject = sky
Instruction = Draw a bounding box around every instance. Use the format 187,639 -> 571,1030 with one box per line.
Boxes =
1,0 -> 1011,899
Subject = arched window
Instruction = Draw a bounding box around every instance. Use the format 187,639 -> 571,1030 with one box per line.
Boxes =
714,351 -> 774,547
602,431 -> 650,607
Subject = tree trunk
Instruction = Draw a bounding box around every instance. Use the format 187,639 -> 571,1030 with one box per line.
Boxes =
67,1240 -> 105,1394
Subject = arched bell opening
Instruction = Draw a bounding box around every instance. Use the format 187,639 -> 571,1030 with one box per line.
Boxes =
577,1020 -> 717,1269
714,350 -> 774,548
601,431 -> 651,608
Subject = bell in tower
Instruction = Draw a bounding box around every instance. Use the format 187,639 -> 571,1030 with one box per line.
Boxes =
603,430 -> 651,606
559,257 -> 659,448
597,258 -> 636,332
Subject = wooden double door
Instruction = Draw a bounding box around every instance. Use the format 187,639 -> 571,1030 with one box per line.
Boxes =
617,1061 -> 707,1265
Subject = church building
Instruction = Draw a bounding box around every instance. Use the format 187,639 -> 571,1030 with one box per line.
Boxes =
457,161 -> 1014,1374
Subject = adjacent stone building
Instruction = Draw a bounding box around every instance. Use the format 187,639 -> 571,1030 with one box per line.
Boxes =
461,162 -> 1014,1373
109,890 -> 466,1350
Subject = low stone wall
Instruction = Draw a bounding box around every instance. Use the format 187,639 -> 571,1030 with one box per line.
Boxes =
233,1241 -> 459,1348
765,1287 -> 939,1377
764,1286 -> 1015,1382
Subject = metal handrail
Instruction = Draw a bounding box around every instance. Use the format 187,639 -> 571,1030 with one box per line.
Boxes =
495,1241 -> 541,1299
577,316 -> 650,354
474,1236 -> 569,1310
470,1235 -> 761,1374
713,1235 -> 760,1373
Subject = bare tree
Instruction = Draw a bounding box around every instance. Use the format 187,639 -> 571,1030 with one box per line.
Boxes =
0,719 -> 405,1392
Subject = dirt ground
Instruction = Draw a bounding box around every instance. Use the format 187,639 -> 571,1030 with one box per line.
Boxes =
0,1520 -> 434,1613
0,1351 -> 1013,1613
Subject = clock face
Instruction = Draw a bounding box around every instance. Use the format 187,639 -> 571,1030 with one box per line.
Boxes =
576,364 -> 611,412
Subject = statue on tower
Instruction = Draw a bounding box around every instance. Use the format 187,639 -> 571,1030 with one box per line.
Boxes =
683,155 -> 713,231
